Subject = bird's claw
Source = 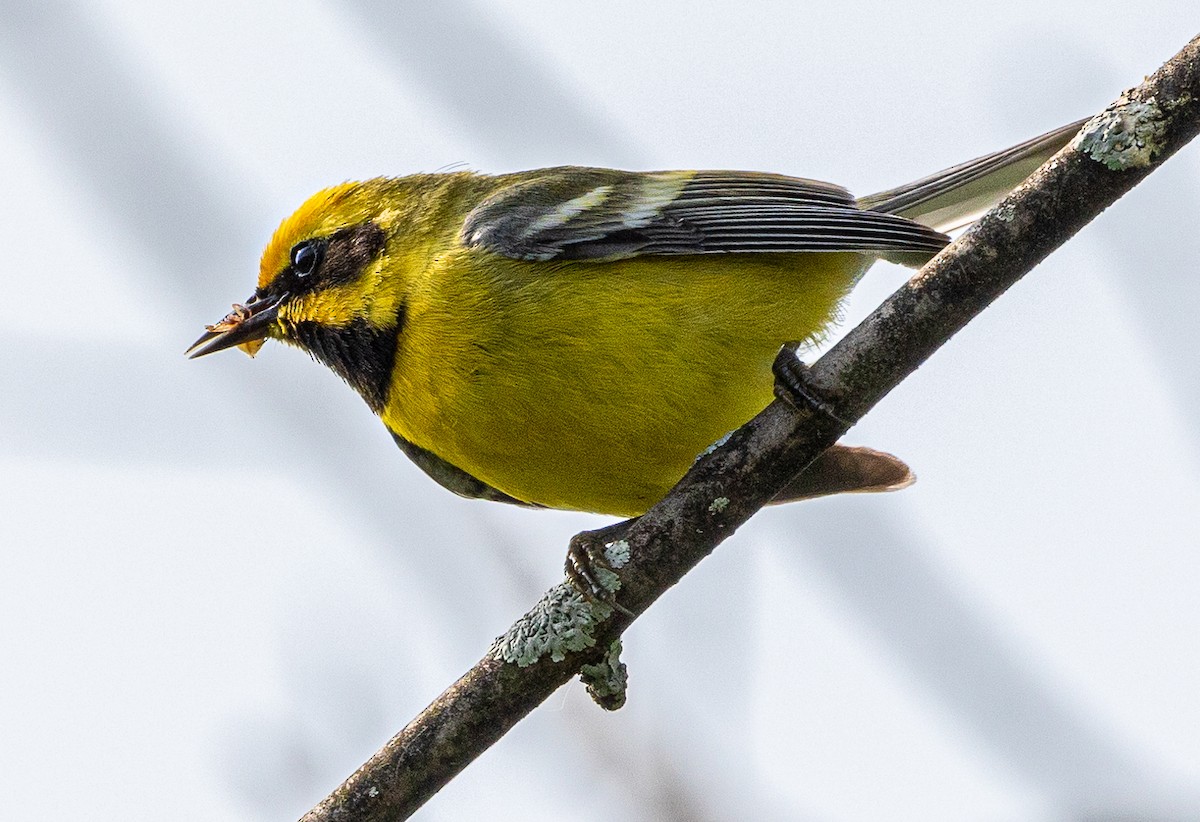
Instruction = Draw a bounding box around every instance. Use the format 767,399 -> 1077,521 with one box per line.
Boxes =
772,346 -> 852,427
565,530 -> 635,618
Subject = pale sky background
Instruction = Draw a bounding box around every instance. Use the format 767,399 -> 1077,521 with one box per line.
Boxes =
2,2 -> 1199,820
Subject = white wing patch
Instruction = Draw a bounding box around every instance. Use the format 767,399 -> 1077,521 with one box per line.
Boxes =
620,173 -> 691,228
522,185 -> 614,237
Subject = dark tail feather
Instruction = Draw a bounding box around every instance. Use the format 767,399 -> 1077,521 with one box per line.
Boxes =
858,119 -> 1085,235
770,445 -> 914,504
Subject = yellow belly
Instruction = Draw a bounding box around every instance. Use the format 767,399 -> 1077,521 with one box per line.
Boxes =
382,250 -> 869,516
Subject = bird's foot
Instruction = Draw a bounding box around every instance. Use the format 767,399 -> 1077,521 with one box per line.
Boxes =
566,525 -> 635,618
772,345 -> 852,427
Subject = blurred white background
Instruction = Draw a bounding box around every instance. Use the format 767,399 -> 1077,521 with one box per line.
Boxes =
2,2 -> 1199,820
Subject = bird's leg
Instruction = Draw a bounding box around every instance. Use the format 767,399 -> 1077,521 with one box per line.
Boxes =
566,522 -> 635,618
771,344 -> 852,427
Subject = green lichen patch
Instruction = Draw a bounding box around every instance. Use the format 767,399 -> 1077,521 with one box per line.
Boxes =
488,536 -> 635,668
604,539 -> 631,569
1075,99 -> 1167,170
488,583 -> 610,667
579,639 -> 628,710
708,496 -> 730,514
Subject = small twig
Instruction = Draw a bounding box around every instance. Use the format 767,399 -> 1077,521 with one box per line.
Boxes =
301,34 -> 1200,822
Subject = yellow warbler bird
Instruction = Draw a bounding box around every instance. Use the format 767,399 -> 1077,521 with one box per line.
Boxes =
188,121 -> 1081,517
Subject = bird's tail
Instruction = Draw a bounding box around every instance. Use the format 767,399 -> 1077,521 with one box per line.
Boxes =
858,119 -> 1085,234
770,445 -> 914,503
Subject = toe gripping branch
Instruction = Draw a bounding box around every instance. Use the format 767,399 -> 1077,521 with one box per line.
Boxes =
565,524 -> 636,618
771,345 -> 854,428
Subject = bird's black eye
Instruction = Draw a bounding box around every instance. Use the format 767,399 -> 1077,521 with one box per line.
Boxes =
290,240 -> 324,278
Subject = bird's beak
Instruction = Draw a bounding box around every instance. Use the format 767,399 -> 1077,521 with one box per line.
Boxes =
186,292 -> 288,359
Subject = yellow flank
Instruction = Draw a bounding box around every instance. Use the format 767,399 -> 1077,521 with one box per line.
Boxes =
384,248 -> 864,516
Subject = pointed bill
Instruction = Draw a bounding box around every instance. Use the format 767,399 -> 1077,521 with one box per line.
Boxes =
186,292 -> 287,359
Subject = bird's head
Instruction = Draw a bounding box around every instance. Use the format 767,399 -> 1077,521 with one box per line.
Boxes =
188,179 -> 411,410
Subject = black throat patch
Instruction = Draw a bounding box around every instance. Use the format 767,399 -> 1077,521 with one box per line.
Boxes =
291,309 -> 405,413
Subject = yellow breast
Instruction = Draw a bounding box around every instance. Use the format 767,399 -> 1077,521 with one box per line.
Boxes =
382,248 -> 869,516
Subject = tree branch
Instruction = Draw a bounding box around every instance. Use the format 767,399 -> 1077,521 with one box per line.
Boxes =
301,34 -> 1200,822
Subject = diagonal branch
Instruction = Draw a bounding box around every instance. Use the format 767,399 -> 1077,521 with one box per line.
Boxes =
301,34 -> 1200,822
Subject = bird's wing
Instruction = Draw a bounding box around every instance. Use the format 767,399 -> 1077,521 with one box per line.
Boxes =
461,167 -> 950,262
